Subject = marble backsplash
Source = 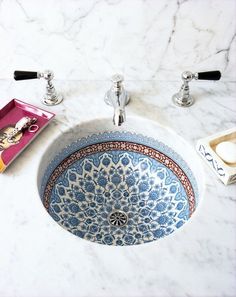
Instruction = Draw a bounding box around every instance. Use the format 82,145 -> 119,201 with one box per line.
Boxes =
0,0 -> 235,81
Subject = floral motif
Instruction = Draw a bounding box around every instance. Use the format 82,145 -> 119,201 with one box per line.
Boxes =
39,131 -> 199,246
42,143 -> 197,245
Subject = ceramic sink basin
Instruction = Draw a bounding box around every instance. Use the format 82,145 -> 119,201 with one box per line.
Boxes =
38,117 -> 204,246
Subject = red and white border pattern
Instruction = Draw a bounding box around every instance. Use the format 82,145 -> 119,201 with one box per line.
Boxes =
43,141 -> 196,214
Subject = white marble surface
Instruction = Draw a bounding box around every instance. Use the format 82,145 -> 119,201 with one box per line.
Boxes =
0,0 -> 235,80
0,79 -> 235,297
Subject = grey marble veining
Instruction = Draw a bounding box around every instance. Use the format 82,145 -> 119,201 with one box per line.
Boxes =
0,0 -> 235,80
0,79 -> 235,297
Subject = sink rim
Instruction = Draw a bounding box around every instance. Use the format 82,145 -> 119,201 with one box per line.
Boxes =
37,116 -> 205,246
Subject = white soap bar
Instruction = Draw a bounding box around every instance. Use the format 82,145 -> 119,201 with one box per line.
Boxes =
215,141 -> 236,164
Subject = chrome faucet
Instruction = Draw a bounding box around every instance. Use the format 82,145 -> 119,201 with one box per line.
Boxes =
14,70 -> 63,106
172,70 -> 221,107
104,74 -> 130,126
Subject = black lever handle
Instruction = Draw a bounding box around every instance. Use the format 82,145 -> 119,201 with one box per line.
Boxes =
14,70 -> 38,81
197,71 -> 221,81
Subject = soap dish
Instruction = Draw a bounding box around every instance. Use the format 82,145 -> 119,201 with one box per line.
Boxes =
196,127 -> 236,185
0,99 -> 55,172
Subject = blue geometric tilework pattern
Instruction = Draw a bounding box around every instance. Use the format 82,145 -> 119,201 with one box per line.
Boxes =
40,131 -> 199,201
46,150 -> 193,246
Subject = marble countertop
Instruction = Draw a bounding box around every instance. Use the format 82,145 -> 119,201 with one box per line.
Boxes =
0,79 -> 235,297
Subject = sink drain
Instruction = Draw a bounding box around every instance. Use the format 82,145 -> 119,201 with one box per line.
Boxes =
109,211 -> 128,227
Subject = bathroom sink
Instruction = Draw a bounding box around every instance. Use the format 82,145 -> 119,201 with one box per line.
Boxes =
38,117 -> 204,246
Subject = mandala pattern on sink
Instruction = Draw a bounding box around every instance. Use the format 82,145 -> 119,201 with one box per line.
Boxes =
42,136 -> 198,246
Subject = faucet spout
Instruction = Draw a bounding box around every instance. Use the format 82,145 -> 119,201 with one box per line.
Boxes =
104,74 -> 130,126
113,107 -> 126,126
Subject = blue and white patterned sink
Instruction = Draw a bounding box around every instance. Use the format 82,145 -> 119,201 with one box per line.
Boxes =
38,117 -> 203,246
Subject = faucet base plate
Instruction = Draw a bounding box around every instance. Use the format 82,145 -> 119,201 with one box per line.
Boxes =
42,93 -> 64,106
172,93 -> 194,107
